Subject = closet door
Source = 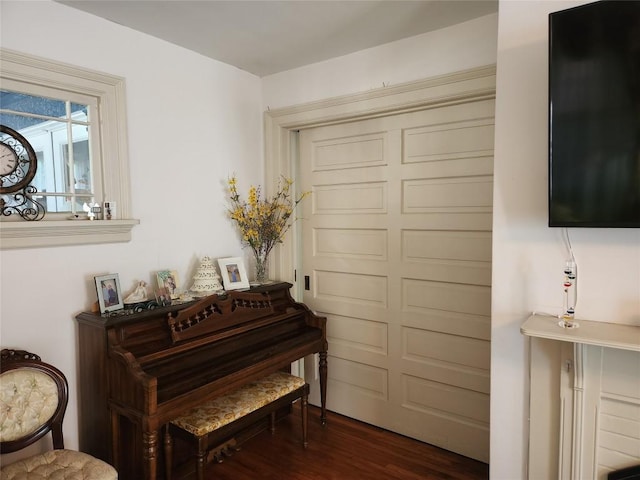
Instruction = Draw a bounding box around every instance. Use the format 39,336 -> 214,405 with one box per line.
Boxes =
299,99 -> 494,462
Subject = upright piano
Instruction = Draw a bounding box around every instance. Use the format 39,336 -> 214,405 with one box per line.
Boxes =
76,282 -> 327,480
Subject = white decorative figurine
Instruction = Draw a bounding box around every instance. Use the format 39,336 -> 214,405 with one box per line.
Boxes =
83,202 -> 95,220
189,256 -> 224,297
124,280 -> 149,304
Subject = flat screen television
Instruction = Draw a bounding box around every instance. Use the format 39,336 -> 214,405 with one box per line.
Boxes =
548,0 -> 640,227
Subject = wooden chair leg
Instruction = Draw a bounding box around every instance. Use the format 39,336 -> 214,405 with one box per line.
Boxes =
163,425 -> 173,480
301,393 -> 308,448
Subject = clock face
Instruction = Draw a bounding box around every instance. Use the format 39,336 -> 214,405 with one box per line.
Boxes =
0,143 -> 19,176
0,126 -> 37,194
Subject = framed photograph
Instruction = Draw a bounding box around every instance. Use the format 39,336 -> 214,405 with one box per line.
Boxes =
95,273 -> 124,314
157,270 -> 179,299
154,287 -> 172,307
217,257 -> 250,290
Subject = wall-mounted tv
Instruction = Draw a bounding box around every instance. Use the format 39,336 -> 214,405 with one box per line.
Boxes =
548,0 -> 640,227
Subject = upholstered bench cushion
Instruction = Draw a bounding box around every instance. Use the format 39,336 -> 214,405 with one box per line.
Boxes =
171,372 -> 305,437
0,449 -> 118,480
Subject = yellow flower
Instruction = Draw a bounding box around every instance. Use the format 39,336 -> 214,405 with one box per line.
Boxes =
226,175 -> 309,261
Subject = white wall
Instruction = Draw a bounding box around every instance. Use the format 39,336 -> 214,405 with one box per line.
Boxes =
0,0 -> 263,453
262,14 -> 499,109
492,1 -> 640,479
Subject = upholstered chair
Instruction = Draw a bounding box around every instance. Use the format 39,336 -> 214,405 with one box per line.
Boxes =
0,348 -> 118,479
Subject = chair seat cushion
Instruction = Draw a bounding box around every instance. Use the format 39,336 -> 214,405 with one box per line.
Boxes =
0,449 -> 117,480
171,371 -> 305,436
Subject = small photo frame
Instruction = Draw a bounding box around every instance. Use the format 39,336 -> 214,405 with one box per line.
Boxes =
157,270 -> 179,299
217,257 -> 250,290
95,273 -> 124,314
155,287 -> 172,307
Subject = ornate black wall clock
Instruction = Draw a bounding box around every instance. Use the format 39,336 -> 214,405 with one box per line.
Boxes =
0,125 -> 45,221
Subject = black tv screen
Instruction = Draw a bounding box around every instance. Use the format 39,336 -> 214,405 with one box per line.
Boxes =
548,0 -> 640,227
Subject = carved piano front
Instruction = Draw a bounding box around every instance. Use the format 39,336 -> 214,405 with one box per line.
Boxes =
76,282 -> 327,480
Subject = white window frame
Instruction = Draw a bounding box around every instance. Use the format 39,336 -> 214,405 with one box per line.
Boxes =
0,48 -> 138,249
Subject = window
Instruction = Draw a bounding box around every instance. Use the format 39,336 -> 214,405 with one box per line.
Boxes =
0,49 -> 138,249
1,90 -> 99,215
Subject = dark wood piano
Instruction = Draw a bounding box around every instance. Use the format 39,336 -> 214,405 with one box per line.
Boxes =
76,282 -> 327,480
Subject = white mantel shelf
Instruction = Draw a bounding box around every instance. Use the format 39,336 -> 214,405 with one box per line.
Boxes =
521,314 -> 640,352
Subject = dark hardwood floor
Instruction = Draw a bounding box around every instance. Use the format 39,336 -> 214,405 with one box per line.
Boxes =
200,404 -> 489,480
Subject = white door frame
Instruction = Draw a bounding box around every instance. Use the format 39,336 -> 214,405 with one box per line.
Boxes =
264,65 -> 497,300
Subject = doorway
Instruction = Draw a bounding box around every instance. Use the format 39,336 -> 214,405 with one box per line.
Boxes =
265,66 -> 496,462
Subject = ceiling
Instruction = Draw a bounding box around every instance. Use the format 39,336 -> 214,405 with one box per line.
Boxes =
56,0 -> 498,77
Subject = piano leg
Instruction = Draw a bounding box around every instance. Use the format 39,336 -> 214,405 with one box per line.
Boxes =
142,429 -> 158,480
319,350 -> 328,426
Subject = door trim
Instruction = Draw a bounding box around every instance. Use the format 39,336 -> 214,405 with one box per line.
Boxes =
264,65 -> 497,299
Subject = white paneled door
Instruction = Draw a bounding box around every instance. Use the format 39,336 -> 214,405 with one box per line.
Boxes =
299,99 -> 494,462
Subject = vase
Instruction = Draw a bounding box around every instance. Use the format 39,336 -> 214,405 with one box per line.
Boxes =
254,254 -> 269,284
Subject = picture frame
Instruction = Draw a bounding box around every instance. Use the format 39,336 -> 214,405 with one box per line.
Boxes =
154,287 -> 172,307
95,273 -> 124,314
217,257 -> 250,290
156,270 -> 179,299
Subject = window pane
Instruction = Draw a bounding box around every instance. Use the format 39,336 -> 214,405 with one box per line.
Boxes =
0,91 -> 94,214
0,90 -> 66,120
70,103 -> 87,116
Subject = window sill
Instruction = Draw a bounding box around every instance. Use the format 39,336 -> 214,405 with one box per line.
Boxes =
0,219 -> 140,249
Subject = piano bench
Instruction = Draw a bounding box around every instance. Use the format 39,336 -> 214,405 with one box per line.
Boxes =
164,371 -> 310,480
